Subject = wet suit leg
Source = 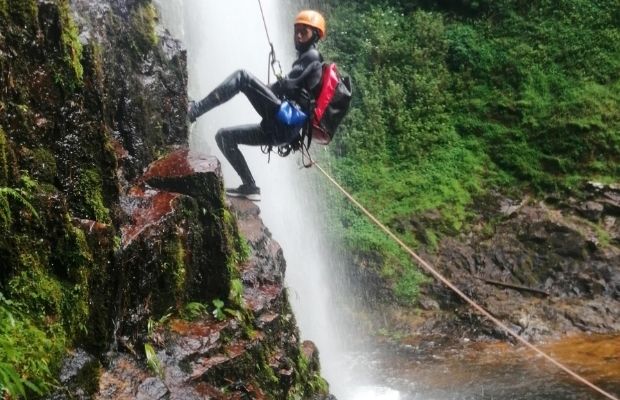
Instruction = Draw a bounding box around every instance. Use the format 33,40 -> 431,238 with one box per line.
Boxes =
191,70 -> 284,187
191,69 -> 281,120
215,124 -> 272,186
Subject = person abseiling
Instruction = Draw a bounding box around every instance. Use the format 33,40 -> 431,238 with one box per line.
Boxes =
188,10 -> 326,201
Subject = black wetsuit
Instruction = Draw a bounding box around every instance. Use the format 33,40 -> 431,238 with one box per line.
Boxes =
190,45 -> 323,187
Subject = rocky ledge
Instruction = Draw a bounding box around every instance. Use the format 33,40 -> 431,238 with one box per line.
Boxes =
88,148 -> 330,400
380,185 -> 620,345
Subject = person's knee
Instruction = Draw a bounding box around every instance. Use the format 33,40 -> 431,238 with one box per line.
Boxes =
232,69 -> 251,86
215,129 -> 235,153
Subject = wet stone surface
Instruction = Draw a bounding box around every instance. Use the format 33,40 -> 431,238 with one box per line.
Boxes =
97,195 -> 327,399
379,187 -> 620,344
143,148 -> 225,210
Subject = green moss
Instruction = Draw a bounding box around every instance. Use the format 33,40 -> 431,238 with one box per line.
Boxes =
288,350 -> 329,399
57,216 -> 94,282
222,208 -> 250,269
59,0 -> 83,84
0,186 -> 37,231
256,353 -> 280,387
22,147 -> 57,184
77,169 -> 111,223
8,267 -> 64,320
0,127 -> 8,186
8,0 -> 38,29
61,275 -> 90,337
163,236 -> 187,303
9,222 -> 92,338
0,189 -> 10,231
130,3 -> 159,55
0,0 -> 8,20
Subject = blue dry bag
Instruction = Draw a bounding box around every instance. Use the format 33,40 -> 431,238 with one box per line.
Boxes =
276,101 -> 308,127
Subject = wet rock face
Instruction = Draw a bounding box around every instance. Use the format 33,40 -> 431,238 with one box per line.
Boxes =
71,0 -> 188,181
116,149 -> 233,342
1,2 -> 331,398
429,187 -> 620,341
97,197 -> 330,400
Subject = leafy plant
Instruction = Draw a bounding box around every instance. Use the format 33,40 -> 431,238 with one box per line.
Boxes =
228,279 -> 244,306
147,311 -> 172,338
0,293 -> 63,398
0,187 -> 39,230
211,299 -> 225,321
182,302 -> 208,321
144,343 -> 163,378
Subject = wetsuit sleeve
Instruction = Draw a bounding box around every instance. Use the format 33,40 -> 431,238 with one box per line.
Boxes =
279,60 -> 322,91
274,48 -> 323,98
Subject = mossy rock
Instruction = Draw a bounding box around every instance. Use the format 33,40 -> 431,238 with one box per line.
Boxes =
70,169 -> 111,223
129,3 -> 159,56
8,265 -> 64,319
7,0 -> 38,30
58,0 -> 83,84
0,0 -> 8,21
19,147 -> 57,184
0,126 -> 9,186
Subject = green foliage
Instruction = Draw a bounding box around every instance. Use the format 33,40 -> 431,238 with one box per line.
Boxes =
0,293 -> 64,398
321,0 -> 619,302
144,343 -> 163,378
211,299 -> 225,321
444,1 -> 620,188
182,302 -> 208,320
0,186 -> 38,231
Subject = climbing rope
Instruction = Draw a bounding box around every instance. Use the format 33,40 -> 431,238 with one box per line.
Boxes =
257,0 -> 283,83
312,162 -> 619,400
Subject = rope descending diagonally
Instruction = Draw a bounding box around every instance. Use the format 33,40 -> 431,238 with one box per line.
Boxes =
312,162 -> 619,400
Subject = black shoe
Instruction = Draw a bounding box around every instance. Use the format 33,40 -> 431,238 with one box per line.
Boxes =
226,184 -> 261,201
188,100 -> 198,123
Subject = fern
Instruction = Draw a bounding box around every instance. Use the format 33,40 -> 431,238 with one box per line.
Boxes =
0,187 -> 39,230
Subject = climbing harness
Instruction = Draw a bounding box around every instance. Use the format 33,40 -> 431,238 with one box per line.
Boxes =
313,162 -> 618,400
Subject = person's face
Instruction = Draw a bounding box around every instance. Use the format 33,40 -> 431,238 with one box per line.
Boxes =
294,24 -> 314,46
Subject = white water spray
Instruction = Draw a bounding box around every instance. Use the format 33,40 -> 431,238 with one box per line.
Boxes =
155,2 -> 401,399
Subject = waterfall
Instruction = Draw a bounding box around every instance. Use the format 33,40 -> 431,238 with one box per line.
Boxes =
156,1 -> 401,398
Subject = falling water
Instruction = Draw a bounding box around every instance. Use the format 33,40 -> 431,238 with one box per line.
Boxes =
152,1 -> 400,398
152,2 -> 620,400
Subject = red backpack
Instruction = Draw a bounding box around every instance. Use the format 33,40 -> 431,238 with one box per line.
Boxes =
268,63 -> 352,160
308,63 -> 352,145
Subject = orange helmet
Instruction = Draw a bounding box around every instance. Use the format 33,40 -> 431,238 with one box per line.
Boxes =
295,10 -> 326,39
